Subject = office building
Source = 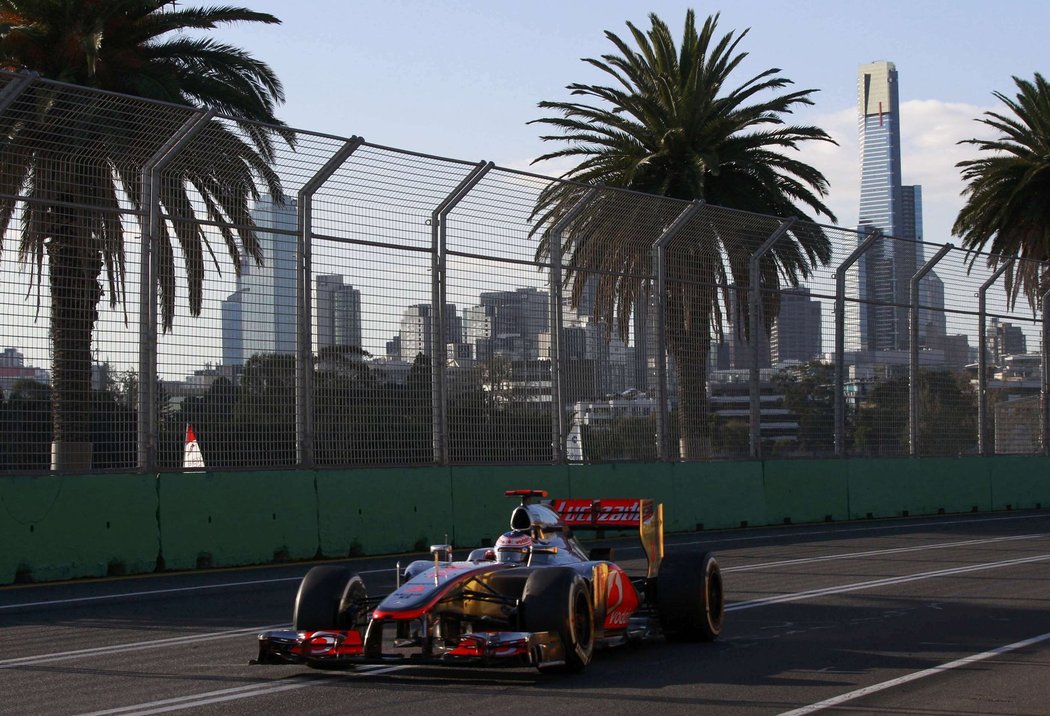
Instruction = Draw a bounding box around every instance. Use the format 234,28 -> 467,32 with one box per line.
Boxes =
852,62 -> 943,354
400,303 -> 462,359
220,195 -> 298,365
771,288 -> 822,364
466,287 -> 549,362
316,274 -> 362,351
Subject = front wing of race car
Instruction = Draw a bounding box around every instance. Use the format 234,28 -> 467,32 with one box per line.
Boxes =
253,626 -> 571,669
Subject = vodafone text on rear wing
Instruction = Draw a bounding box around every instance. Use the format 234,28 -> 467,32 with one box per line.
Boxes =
549,498 -> 664,579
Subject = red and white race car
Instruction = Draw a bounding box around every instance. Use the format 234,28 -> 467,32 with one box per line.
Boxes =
254,490 -> 724,673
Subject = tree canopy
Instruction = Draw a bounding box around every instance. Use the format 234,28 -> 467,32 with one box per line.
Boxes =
954,73 -> 1050,309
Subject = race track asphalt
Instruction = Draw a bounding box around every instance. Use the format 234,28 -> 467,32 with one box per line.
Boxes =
3,509 -> 1050,715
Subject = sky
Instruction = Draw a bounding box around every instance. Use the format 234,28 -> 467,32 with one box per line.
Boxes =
216,0 -> 1050,247
5,0 -> 1050,377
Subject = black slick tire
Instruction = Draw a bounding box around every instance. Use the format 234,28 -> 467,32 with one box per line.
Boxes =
521,567 -> 594,673
293,565 -> 365,631
657,551 -> 724,642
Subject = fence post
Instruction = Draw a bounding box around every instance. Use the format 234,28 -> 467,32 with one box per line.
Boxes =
908,243 -> 953,457
430,161 -> 493,465
0,71 -> 35,115
748,219 -> 796,459
834,229 -> 880,456
547,188 -> 599,462
1043,287 -> 1050,456
977,260 -> 1014,456
295,137 -> 364,469
1041,287 -> 1050,453
137,108 -> 215,472
651,201 -> 704,461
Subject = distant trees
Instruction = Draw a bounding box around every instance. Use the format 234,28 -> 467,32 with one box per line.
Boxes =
852,370 -> 977,457
0,375 -> 135,470
773,361 -> 838,456
0,357 -> 987,470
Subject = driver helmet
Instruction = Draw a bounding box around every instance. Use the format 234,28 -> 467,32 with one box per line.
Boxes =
495,530 -> 533,564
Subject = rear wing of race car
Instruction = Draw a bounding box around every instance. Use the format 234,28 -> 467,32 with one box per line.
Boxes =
550,497 -> 664,579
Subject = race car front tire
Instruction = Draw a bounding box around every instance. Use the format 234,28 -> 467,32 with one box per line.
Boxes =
293,565 -> 366,632
657,551 -> 724,642
521,567 -> 594,673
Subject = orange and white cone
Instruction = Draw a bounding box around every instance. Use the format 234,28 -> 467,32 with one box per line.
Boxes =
183,424 -> 205,469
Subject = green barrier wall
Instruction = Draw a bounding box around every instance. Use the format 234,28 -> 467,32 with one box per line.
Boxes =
988,456 -> 1050,510
2,456 -> 1049,585
763,460 -> 849,525
0,473 -> 158,583
671,461 -> 767,531
846,458 -> 991,520
158,470 -> 318,570
317,467 -> 453,557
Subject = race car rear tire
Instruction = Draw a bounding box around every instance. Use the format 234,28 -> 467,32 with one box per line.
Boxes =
657,551 -> 723,642
521,567 -> 594,673
293,565 -> 366,631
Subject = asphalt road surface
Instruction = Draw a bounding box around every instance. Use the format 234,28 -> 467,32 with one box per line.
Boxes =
3,510 -> 1050,715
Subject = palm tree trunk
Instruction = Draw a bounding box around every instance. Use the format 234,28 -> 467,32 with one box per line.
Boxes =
48,232 -> 101,471
666,277 -> 714,460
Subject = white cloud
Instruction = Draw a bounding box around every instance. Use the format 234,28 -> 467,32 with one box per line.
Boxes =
801,99 -> 998,243
504,99 -> 1003,246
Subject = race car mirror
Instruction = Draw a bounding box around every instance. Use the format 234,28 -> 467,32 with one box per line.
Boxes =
429,544 -> 453,561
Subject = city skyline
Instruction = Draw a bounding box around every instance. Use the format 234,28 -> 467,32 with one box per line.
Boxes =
0,41 -> 1045,383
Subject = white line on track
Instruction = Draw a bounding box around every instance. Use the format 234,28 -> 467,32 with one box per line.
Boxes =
667,512 -> 1050,550
777,631 -> 1050,715
728,553 -> 1050,611
722,533 -> 1047,573
75,665 -> 411,716
0,577 -> 302,610
0,624 -> 287,668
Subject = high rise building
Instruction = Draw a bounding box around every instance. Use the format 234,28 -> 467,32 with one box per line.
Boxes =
852,62 -> 943,353
220,288 -> 245,366
466,287 -> 549,362
220,195 -> 298,365
988,319 -> 1028,363
399,303 -> 462,359
902,185 -> 947,346
316,274 -> 362,351
771,288 -> 822,364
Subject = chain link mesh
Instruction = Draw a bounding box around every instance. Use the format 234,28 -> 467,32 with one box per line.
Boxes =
0,72 -> 1046,472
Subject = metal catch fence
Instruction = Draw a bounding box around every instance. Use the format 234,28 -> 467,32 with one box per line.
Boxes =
0,71 -> 1046,473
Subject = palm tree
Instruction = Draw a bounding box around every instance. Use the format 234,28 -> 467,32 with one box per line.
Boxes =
0,1 -> 287,469
530,10 -> 836,458
954,73 -> 1050,309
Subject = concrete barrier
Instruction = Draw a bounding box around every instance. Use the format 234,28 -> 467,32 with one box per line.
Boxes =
3,456 -> 1049,585
989,456 -> 1050,510
846,458 -> 991,520
317,467 -> 454,557
764,460 -> 849,525
672,461 -> 767,531
158,470 -> 318,570
0,473 -> 158,583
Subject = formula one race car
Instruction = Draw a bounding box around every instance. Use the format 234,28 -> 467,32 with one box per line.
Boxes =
254,490 -> 724,673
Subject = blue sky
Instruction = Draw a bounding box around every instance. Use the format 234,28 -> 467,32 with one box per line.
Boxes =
219,0 -> 1050,245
